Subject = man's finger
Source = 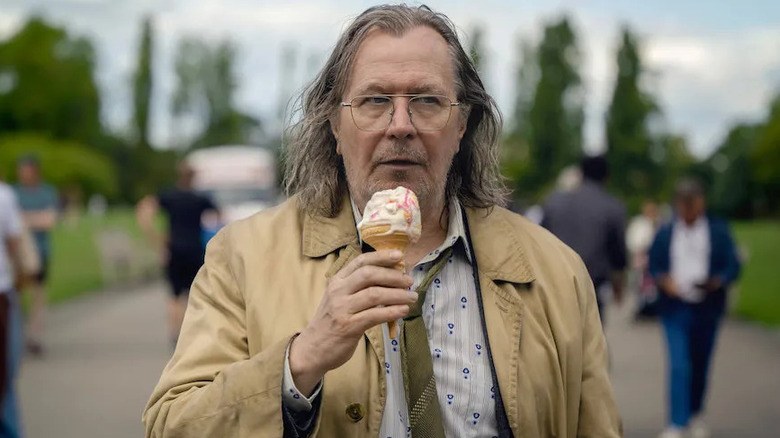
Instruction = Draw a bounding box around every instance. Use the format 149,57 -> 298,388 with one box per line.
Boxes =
336,250 -> 403,279
339,265 -> 412,296
350,304 -> 410,331
347,287 -> 418,314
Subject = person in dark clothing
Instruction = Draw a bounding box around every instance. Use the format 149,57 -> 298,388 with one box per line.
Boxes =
137,162 -> 218,346
542,155 -> 628,323
649,178 -> 740,438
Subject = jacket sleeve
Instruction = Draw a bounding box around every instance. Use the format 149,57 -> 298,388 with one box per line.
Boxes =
606,204 -> 628,272
714,220 -> 741,286
143,229 -> 291,437
573,255 -> 623,437
281,341 -> 323,437
648,225 -> 670,281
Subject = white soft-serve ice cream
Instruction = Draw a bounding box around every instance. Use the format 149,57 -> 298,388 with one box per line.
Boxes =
358,186 -> 422,244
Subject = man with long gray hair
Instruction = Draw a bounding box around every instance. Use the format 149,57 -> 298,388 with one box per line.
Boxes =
144,5 -> 621,437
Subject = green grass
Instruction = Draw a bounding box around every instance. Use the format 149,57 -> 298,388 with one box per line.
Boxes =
732,221 -> 780,326
26,208 -> 160,305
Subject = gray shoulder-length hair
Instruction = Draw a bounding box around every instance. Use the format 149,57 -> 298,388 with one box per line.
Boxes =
283,4 -> 507,217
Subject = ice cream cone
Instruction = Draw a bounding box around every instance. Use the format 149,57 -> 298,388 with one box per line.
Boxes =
357,187 -> 422,340
361,226 -> 409,267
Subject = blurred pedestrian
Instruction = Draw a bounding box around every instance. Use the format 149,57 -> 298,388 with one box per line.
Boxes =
136,161 -> 218,348
524,165 -> 581,226
649,178 -> 741,438
0,175 -> 28,438
542,155 -> 628,323
14,155 -> 58,357
143,5 -> 621,437
627,199 -> 661,319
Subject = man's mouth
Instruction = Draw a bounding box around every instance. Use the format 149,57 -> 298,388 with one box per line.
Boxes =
378,159 -> 420,168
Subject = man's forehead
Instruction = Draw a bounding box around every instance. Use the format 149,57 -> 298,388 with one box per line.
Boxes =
345,26 -> 456,96
352,80 -> 448,95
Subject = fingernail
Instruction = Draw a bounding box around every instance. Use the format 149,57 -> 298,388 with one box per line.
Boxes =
391,250 -> 403,259
407,291 -> 419,301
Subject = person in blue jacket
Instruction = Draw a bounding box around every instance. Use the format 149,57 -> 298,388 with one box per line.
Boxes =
649,178 -> 741,438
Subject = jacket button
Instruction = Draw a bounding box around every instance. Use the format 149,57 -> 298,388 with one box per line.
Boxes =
345,403 -> 364,422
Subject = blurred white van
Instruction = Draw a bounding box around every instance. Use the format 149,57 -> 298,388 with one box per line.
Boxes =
185,145 -> 280,225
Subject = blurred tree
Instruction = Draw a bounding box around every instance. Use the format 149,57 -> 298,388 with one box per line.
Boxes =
524,17 -> 584,199
467,25 -> 486,78
130,146 -> 180,201
658,132 -> 695,199
750,96 -> 780,215
132,15 -> 154,150
705,124 -> 761,218
508,39 -> 538,138
171,37 -> 261,149
0,134 -> 117,200
502,37 -> 537,202
605,28 -> 663,210
0,17 -> 102,144
696,94 -> 780,219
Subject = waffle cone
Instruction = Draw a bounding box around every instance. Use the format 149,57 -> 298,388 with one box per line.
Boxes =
361,226 -> 410,253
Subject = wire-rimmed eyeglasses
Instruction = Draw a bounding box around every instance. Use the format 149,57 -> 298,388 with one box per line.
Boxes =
339,94 -> 460,131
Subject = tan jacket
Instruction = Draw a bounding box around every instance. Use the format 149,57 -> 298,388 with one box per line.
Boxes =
143,196 -> 622,437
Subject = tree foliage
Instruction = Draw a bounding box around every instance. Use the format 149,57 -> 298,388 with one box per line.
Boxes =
467,25 -> 487,77
605,29 -> 660,202
705,125 -> 761,218
0,134 -> 117,199
132,15 -> 154,150
503,17 -> 583,202
171,37 -> 261,149
0,17 -> 102,144
751,96 -> 780,214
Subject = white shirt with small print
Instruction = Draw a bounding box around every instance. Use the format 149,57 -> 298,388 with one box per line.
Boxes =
0,183 -> 23,292
670,216 -> 711,303
282,199 -> 498,438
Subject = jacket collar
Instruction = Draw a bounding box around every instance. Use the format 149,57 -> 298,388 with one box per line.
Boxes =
302,195 -> 360,258
464,207 -> 535,284
302,195 -> 535,285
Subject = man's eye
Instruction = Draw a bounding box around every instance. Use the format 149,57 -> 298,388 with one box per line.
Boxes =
416,96 -> 443,106
361,96 -> 390,105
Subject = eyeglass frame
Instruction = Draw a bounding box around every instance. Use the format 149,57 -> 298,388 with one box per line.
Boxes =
339,94 -> 461,132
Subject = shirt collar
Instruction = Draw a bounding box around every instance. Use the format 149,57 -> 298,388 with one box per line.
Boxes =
350,195 -> 472,264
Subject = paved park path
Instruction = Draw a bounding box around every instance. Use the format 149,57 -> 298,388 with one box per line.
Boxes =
18,283 -> 780,437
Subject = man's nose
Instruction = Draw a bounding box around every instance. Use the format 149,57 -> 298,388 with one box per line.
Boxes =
385,98 -> 417,138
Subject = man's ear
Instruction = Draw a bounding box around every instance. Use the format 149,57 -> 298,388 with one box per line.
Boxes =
330,118 -> 341,154
457,107 -> 469,141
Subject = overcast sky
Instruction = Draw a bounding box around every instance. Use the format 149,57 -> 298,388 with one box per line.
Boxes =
1,0 -> 779,157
